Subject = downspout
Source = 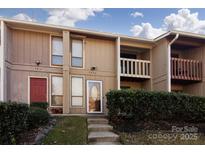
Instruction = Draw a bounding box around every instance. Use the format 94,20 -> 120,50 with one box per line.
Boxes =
168,33 -> 179,92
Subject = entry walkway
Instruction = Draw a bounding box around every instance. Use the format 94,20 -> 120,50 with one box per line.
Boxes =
87,117 -> 120,145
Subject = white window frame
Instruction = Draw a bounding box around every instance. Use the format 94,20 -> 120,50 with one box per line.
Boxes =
50,35 -> 63,67
87,80 -> 103,113
70,38 -> 85,69
50,74 -> 63,107
28,76 -> 48,105
70,75 -> 85,108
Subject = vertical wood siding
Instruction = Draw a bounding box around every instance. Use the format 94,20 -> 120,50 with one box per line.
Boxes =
7,69 -> 49,103
69,38 -> 117,114
8,29 -> 50,66
151,39 -> 169,91
85,38 -> 116,73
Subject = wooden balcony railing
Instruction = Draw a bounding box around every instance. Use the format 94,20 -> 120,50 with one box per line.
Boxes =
171,58 -> 202,81
120,58 -> 151,78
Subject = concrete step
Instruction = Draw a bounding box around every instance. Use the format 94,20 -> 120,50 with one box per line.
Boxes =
87,118 -> 109,124
89,142 -> 121,145
88,131 -> 119,142
87,114 -> 107,118
88,124 -> 113,132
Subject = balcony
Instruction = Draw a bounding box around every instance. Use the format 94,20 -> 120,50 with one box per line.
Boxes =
120,58 -> 151,78
171,58 -> 202,81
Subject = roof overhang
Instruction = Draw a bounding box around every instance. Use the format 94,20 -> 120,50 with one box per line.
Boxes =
2,17 -> 205,45
155,30 -> 205,42
0,17 -> 154,43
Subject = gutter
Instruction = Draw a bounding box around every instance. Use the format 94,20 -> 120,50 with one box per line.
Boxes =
167,33 -> 179,92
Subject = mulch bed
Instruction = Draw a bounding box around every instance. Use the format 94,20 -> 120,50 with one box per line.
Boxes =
17,118 -> 56,145
18,128 -> 43,145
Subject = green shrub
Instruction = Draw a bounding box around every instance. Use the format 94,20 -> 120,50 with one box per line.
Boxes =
0,102 -> 29,144
106,89 -> 205,122
28,107 -> 50,129
30,102 -> 48,110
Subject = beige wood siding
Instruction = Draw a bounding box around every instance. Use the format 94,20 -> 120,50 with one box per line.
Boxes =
63,31 -> 70,114
5,28 -> 63,104
121,81 -> 142,89
68,74 -> 116,114
152,39 -> 169,91
69,37 -> 117,114
8,29 -> 50,66
85,38 -> 116,73
171,84 -> 183,91
183,82 -> 205,96
120,80 -> 151,91
7,69 -> 50,103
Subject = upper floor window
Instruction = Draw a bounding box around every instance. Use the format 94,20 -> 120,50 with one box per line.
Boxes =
52,36 -> 63,65
71,39 -> 83,68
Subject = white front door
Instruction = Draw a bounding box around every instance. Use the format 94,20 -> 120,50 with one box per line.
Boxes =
87,80 -> 103,113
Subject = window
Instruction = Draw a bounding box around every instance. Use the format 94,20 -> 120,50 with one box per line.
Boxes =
71,76 -> 83,106
71,39 -> 83,67
51,76 -> 63,106
52,37 -> 63,65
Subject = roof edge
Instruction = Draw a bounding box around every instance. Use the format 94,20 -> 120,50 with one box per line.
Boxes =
154,30 -> 205,41
0,17 -> 154,43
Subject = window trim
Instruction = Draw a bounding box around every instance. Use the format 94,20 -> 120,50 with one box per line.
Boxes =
50,74 -> 63,107
70,75 -> 85,108
50,35 -> 63,67
70,38 -> 85,69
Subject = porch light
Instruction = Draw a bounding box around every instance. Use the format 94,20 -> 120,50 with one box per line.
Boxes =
35,60 -> 41,66
90,66 -> 96,71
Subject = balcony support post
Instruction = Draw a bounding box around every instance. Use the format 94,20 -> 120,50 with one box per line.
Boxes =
168,33 -> 179,92
116,37 -> 121,90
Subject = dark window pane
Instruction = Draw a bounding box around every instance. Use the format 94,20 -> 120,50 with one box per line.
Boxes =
52,55 -> 63,65
72,57 -> 82,67
51,95 -> 63,106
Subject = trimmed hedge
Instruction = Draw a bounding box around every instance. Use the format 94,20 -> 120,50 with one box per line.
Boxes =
30,102 -> 48,110
28,107 -> 50,129
0,102 -> 51,144
106,90 -> 205,122
0,102 -> 29,144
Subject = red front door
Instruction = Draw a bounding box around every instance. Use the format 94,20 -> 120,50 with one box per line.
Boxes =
30,78 -> 47,103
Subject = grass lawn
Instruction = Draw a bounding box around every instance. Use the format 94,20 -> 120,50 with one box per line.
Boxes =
42,116 -> 87,145
119,131 -> 205,145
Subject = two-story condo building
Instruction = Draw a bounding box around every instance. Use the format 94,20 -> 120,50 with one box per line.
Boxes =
0,18 -> 205,114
